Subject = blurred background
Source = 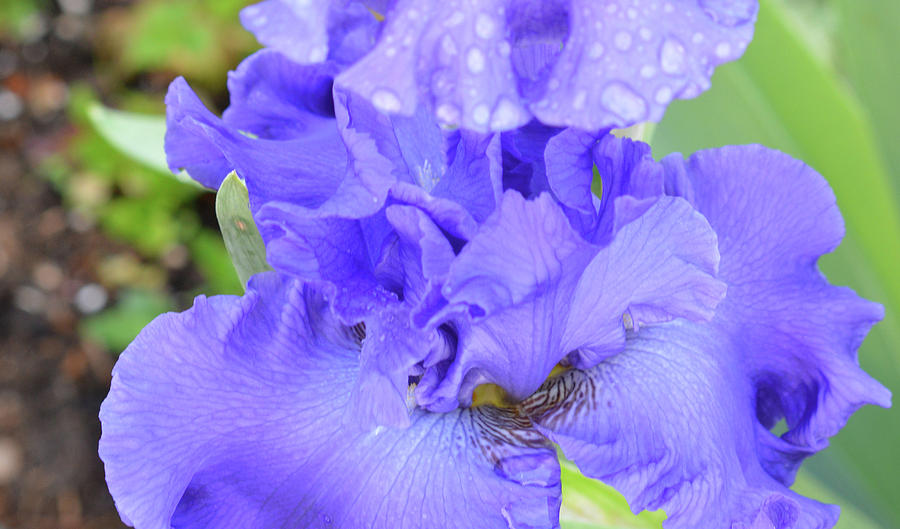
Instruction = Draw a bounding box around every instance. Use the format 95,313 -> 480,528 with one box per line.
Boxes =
0,0 -> 896,528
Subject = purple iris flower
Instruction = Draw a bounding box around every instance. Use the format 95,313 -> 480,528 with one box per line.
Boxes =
98,42 -> 888,528
236,0 -> 757,132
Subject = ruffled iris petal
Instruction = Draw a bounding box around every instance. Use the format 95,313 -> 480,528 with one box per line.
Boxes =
415,190 -> 724,409
530,324 -> 838,529
240,0 -> 382,66
337,0 -> 531,132
164,54 -> 351,208
531,0 -> 757,129
268,0 -> 756,131
530,145 -> 890,528
100,273 -> 562,529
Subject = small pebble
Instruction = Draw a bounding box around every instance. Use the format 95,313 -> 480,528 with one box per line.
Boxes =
14,286 -> 47,314
0,90 -> 24,121
0,437 -> 24,485
74,283 -> 107,314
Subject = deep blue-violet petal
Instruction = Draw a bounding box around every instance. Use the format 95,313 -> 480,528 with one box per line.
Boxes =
99,273 -> 562,529
222,49 -> 337,140
531,145 -> 890,528
415,190 -> 724,410
164,72 -> 349,208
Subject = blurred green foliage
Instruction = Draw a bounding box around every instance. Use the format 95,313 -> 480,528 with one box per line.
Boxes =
97,0 -> 258,88
36,0 -> 259,353
0,0 -> 45,39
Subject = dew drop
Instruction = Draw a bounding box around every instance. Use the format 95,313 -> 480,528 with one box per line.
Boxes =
467,48 -> 486,73
572,89 -> 587,110
614,31 -> 632,51
589,42 -> 605,59
472,103 -> 491,125
699,0 -> 756,27
309,45 -> 328,62
715,41 -> 732,59
659,38 -> 686,74
489,97 -> 522,130
445,11 -> 464,27
441,34 -> 458,56
475,13 -> 496,39
655,85 -> 673,104
601,82 -> 647,123
371,89 -> 402,112
436,103 -> 461,124
640,65 -> 656,78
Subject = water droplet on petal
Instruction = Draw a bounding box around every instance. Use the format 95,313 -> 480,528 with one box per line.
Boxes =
467,48 -> 486,73
371,89 -> 402,112
572,89 -> 587,110
699,0 -> 756,27
441,35 -> 458,56
715,41 -> 732,59
614,31 -> 632,51
472,103 -> 490,126
489,97 -> 522,130
475,13 -> 496,39
589,42 -> 605,59
309,45 -> 328,62
445,11 -> 464,27
436,103 -> 461,124
601,82 -> 647,123
640,65 -> 656,78
655,86 -> 673,104
659,38 -> 686,74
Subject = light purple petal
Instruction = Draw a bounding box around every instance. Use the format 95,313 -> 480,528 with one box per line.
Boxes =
326,0 -> 756,131
530,145 -> 890,528
100,273 -> 561,529
239,0 -> 331,64
415,190 -> 723,410
531,0 -> 757,129
336,0 -> 531,132
241,1 -> 381,66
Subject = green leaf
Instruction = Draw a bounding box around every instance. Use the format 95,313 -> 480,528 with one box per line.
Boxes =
80,289 -> 173,353
188,229 -> 244,295
829,0 -> 900,198
215,172 -> 272,289
651,0 -> 900,525
560,459 -> 664,529
86,103 -> 203,189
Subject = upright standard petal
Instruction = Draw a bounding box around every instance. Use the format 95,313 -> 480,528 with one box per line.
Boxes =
530,145 -> 890,528
530,0 -> 757,129
240,0 -> 381,65
415,190 -> 724,410
306,0 -> 759,131
100,273 -> 562,529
